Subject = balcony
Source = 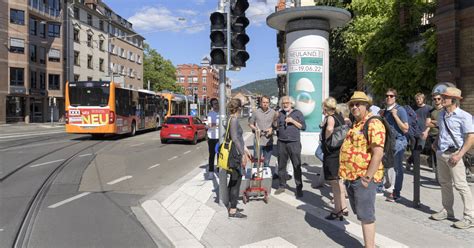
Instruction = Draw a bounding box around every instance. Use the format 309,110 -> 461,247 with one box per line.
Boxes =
28,0 -> 62,21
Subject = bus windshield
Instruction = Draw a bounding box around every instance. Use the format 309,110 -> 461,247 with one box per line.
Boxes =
69,82 -> 110,107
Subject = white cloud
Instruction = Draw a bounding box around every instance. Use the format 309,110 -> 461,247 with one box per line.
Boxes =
247,0 -> 277,26
128,7 -> 204,34
194,0 -> 206,5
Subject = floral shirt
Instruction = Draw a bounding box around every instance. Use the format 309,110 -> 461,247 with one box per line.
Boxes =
339,114 -> 385,182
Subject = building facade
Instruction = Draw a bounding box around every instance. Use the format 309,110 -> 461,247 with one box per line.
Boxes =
176,58 -> 219,101
434,0 -> 474,113
67,0 -> 109,82
1,0 -> 64,123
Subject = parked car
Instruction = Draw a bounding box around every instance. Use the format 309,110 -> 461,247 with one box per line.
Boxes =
160,116 -> 207,144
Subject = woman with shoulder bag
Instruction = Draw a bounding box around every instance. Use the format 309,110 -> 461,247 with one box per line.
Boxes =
322,97 -> 348,220
227,98 -> 252,218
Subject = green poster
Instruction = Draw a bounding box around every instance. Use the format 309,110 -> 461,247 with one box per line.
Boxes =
289,72 -> 323,132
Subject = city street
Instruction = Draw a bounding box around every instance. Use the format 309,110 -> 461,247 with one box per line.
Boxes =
1,121 -> 473,247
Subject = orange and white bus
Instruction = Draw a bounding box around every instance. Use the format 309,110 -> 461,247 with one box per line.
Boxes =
160,92 -> 207,118
65,81 -> 164,137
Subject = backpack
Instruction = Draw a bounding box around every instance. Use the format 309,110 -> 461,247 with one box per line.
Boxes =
403,105 -> 423,139
363,116 -> 396,168
325,114 -> 349,150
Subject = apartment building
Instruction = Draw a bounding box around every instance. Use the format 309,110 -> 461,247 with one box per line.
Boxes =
176,57 -> 219,100
1,0 -> 64,123
67,0 -> 109,82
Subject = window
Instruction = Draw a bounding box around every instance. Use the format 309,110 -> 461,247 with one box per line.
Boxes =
39,47 -> 46,64
48,74 -> 60,90
190,70 -> 195,75
48,24 -> 60,37
74,51 -> 80,66
99,39 -> 104,51
10,9 -> 25,25
74,74 -> 80,81
87,55 -> 93,69
30,45 -> 37,62
39,22 -> 46,38
99,20 -> 104,31
128,68 -> 133,77
73,29 -> 80,42
202,77 -> 207,84
193,77 -> 198,83
74,7 -> 79,19
87,14 -> 92,26
10,38 -> 25,53
188,77 -> 192,84
202,69 -> 207,76
179,77 -> 185,83
10,67 -> 24,86
87,76 -> 93,81
39,72 -> 46,89
194,87 -> 198,92
48,49 -> 60,62
30,70 -> 37,89
203,87 -> 207,92
99,58 -> 104,71
87,34 -> 92,47
29,18 -> 37,35
136,55 -> 141,64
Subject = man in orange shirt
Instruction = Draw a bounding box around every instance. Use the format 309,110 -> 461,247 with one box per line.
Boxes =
339,91 -> 386,248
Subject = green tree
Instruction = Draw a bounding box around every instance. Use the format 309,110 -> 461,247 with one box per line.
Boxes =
143,43 -> 181,93
340,0 -> 437,104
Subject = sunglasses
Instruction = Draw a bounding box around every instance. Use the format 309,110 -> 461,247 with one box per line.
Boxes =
432,97 -> 442,101
386,94 -> 395,98
349,102 -> 364,108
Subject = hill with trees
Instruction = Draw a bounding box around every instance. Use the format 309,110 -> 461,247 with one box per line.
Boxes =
232,78 -> 278,96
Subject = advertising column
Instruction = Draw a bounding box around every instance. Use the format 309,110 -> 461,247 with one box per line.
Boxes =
286,30 -> 329,155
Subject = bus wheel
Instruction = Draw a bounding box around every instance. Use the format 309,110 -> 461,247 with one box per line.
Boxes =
130,121 -> 136,137
192,133 -> 198,145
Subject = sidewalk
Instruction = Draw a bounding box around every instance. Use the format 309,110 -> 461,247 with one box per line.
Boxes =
139,132 -> 474,247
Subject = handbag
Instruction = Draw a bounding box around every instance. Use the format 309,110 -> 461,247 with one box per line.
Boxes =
217,117 -> 233,171
326,114 -> 349,150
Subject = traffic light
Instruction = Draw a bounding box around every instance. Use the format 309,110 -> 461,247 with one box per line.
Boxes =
230,0 -> 250,68
210,12 -> 227,66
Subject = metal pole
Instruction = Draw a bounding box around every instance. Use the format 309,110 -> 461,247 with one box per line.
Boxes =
413,146 -> 421,208
50,98 -> 53,126
218,67 -> 228,207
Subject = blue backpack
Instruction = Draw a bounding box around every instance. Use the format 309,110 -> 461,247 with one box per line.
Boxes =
403,105 -> 423,139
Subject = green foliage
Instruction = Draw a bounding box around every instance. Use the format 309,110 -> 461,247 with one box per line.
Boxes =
143,43 -> 182,93
232,78 -> 278,97
339,0 -> 437,104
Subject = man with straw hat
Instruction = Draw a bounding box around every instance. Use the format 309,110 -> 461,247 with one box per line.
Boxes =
340,91 -> 386,247
431,86 -> 474,229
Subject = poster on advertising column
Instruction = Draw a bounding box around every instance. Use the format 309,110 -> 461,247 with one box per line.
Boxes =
288,48 -> 324,132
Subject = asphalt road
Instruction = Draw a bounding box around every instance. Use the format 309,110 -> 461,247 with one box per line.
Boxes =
0,125 -> 210,248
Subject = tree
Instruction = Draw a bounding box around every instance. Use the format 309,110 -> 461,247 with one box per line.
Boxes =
341,0 -> 437,104
143,43 -> 182,93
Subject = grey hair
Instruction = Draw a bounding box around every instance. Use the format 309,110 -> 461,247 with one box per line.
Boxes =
279,95 -> 295,108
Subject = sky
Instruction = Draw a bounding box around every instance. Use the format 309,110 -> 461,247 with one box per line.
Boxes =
104,0 -> 280,89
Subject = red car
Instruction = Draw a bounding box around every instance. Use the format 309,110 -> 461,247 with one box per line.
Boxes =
160,116 -> 207,144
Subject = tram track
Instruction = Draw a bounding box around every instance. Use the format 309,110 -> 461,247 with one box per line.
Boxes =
12,140 -> 105,248
0,133 -> 71,151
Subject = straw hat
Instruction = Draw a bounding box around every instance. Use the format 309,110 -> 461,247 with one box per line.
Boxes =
441,87 -> 463,99
348,91 -> 372,105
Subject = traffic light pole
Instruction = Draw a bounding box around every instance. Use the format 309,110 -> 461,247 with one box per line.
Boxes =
218,67 -> 228,207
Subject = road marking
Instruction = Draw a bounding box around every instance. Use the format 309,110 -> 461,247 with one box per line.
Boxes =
107,175 -> 133,185
131,143 -> 144,147
0,140 -> 71,151
148,164 -> 160,169
183,150 -> 191,155
168,156 -> 178,161
30,159 -> 65,168
79,153 -> 93,157
0,228 -> 4,232
48,192 -> 91,208
0,130 -> 65,140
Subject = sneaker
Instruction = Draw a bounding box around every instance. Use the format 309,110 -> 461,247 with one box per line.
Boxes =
453,218 -> 473,229
386,193 -> 400,202
274,188 -> 285,195
296,188 -> 303,198
228,211 -> 247,219
430,210 -> 455,221
287,174 -> 293,180
376,191 -> 384,196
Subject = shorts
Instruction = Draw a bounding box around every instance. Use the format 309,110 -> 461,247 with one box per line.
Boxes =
345,178 -> 377,223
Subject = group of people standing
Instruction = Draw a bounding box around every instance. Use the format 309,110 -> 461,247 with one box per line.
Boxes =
205,85 -> 473,247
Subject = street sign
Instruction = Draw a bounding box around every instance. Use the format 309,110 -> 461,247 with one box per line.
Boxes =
190,109 -> 197,116
190,104 -> 197,109
275,63 -> 287,75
